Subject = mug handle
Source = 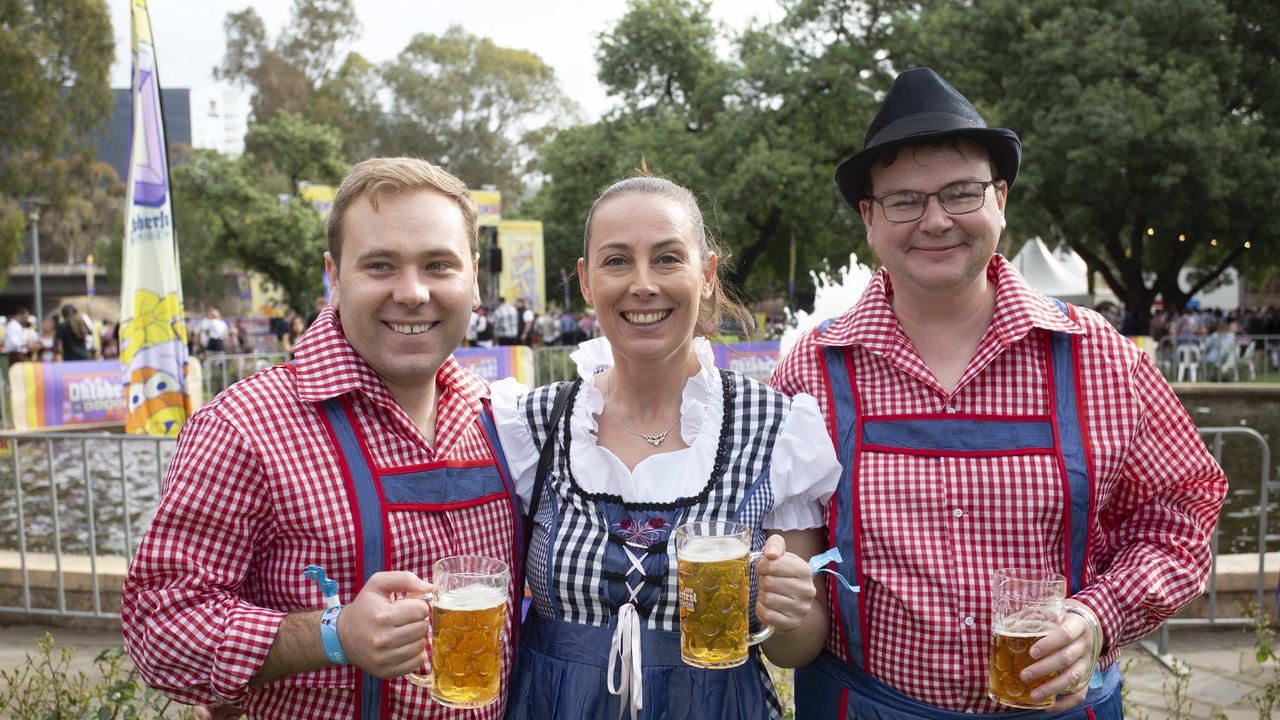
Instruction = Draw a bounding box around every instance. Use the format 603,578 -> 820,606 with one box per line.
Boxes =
747,551 -> 776,646
401,592 -> 434,689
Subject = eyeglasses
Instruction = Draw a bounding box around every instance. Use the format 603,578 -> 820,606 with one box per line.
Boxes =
871,180 -> 996,223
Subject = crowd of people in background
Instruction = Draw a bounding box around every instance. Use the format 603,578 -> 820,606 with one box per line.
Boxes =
464,295 -> 599,347
1,303 -> 117,364
1117,303 -> 1280,380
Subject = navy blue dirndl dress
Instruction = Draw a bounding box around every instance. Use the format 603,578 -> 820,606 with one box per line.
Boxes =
503,370 -> 791,720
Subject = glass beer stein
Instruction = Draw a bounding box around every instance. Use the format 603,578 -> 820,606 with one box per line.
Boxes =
406,555 -> 509,709
987,568 -> 1065,709
674,521 -> 774,669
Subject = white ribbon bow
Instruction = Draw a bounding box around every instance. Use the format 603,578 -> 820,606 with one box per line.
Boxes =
607,602 -> 643,720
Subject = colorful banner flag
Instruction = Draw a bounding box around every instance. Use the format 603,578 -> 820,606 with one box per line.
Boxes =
118,0 -> 191,436
471,190 -> 501,228
8,361 -> 126,431
497,220 -> 546,313
711,341 -> 781,382
452,346 -> 534,384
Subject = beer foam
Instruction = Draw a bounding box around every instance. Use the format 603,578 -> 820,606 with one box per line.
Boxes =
436,584 -> 506,611
995,618 -> 1056,636
680,536 -> 748,563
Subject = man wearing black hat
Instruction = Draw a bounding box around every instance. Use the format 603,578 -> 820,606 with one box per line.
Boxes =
771,68 -> 1225,718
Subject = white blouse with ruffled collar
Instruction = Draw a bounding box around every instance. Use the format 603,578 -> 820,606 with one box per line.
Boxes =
490,336 -> 840,530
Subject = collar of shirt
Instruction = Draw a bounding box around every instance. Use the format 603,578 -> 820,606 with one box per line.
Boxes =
813,254 -> 1085,356
290,306 -> 490,451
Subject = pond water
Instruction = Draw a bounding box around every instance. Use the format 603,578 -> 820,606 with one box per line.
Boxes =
1178,394 -> 1280,554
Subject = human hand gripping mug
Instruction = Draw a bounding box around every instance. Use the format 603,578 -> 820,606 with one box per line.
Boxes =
987,568 -> 1065,709
674,521 -> 775,669
405,555 -> 509,709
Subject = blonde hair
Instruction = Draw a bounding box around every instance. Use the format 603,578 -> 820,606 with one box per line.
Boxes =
327,157 -> 478,262
582,172 -> 754,339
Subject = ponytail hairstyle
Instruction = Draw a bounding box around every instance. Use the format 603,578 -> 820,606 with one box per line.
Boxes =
581,165 -> 754,338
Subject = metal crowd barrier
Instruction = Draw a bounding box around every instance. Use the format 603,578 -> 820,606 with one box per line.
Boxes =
200,351 -> 288,398
1140,426 -> 1275,669
0,432 -> 175,619
0,417 -> 1272,643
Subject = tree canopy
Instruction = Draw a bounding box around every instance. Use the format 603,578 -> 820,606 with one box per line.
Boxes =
0,0 -> 116,287
886,0 -> 1280,325
531,0 -> 889,307
216,0 -> 572,205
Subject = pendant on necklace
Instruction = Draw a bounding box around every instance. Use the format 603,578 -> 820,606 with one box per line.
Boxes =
640,430 -> 670,446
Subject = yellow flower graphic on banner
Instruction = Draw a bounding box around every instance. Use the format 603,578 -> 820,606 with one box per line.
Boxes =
120,289 -> 187,365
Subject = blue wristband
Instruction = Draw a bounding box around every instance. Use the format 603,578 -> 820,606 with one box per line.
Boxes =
319,605 -> 348,665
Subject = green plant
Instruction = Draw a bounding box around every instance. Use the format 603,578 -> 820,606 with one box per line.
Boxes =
1249,602 -> 1280,719
0,633 -> 196,719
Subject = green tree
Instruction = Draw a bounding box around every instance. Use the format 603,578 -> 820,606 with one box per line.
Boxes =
381,25 -> 573,203
532,0 -> 888,308
217,2 -> 571,204
216,0 -> 360,124
0,0 -> 115,284
887,0 -> 1280,327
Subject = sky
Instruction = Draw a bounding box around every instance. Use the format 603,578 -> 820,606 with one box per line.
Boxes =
108,0 -> 787,134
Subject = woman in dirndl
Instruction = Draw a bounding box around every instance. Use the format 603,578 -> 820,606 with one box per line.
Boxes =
491,172 -> 841,720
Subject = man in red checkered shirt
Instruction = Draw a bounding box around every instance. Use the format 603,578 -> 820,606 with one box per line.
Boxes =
772,68 -> 1226,718
122,158 -> 524,719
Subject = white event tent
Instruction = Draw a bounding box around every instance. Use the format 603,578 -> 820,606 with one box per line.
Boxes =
1009,237 -> 1093,304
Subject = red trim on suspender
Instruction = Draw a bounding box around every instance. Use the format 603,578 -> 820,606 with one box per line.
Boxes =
313,400 -> 370,715
341,398 -> 395,581
845,346 -> 872,667
1042,332 -> 1075,584
1086,707 -> 1097,720
864,412 -> 1051,423
386,492 -> 509,512
838,687 -> 850,719
336,398 -> 396,720
858,444 -> 1054,458
1066,306 -> 1097,583
816,343 -> 850,661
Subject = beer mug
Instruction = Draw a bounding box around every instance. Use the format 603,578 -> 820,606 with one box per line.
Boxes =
674,521 -> 774,669
987,568 -> 1065,709
405,555 -> 509,709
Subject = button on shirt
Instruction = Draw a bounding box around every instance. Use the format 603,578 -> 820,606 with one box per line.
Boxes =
121,306 -> 515,720
770,256 -> 1226,712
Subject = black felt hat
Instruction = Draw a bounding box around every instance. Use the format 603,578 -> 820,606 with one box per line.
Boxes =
835,67 -> 1021,207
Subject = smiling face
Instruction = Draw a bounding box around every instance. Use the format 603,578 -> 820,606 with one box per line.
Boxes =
578,192 -> 716,367
859,141 -> 1008,302
325,188 -> 479,394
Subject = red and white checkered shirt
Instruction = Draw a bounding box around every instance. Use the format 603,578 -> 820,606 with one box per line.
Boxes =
121,307 -> 516,719
771,256 -> 1226,712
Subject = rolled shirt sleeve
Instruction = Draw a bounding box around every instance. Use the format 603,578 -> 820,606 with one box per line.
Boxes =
1071,352 -> 1227,659
121,411 -> 285,707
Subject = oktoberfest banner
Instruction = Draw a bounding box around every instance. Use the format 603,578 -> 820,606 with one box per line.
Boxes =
453,346 -> 534,384
711,341 -> 781,382
497,220 -> 546,313
118,0 -> 191,436
8,361 -> 126,431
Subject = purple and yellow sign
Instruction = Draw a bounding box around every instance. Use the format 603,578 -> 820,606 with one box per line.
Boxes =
712,341 -> 781,382
9,361 -> 127,431
452,346 -> 534,384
